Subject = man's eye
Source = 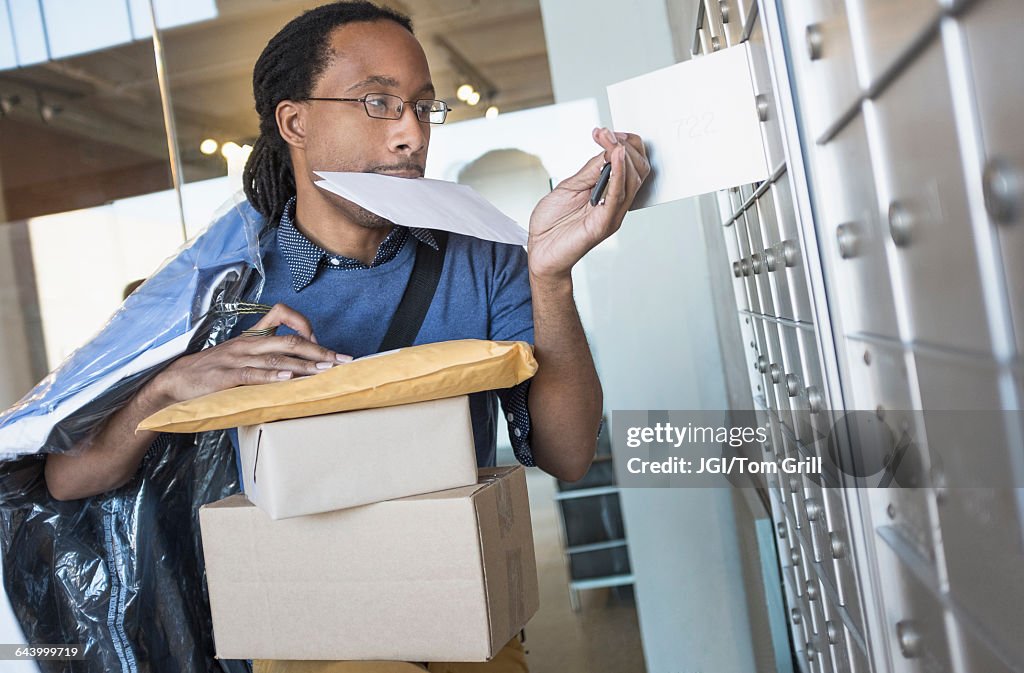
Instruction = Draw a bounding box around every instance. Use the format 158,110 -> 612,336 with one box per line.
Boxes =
365,98 -> 388,110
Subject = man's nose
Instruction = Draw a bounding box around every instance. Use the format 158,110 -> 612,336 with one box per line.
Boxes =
387,103 -> 428,155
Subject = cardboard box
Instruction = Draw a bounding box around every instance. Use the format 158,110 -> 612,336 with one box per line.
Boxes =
200,465 -> 538,662
237,395 -> 478,519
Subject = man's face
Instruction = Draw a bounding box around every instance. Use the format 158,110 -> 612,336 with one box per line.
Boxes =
297,20 -> 434,228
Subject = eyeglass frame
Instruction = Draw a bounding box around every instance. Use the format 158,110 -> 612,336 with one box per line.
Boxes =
302,92 -> 450,124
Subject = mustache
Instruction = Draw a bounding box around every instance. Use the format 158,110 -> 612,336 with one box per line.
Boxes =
368,163 -> 425,177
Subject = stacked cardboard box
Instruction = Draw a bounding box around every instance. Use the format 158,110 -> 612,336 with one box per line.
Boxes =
236,395 -> 480,519
199,395 -> 539,662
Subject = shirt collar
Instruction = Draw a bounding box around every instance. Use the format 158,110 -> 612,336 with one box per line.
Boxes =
277,196 -> 438,292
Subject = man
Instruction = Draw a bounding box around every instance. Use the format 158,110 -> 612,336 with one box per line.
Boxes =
39,1 -> 649,670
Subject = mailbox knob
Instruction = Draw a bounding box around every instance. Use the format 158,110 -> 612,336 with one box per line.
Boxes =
932,466 -> 948,505
806,24 -> 824,61
896,620 -> 922,659
756,93 -> 770,122
829,532 -> 847,559
836,222 -> 860,259
888,201 -> 913,247
805,498 -> 823,521
807,386 -> 824,414
786,374 -> 801,397
983,157 -> 1021,224
781,239 -> 800,267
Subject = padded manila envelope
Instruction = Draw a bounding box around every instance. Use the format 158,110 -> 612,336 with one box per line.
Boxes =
139,339 -> 537,433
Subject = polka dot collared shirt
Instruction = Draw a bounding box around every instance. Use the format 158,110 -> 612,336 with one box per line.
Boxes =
278,196 -> 440,292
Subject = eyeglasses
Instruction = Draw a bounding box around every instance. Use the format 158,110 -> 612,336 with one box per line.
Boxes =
303,92 -> 450,124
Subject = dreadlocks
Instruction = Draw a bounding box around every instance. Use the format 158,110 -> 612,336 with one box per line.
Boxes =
243,2 -> 414,224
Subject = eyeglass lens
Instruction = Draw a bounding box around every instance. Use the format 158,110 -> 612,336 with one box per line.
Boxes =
363,94 -> 447,123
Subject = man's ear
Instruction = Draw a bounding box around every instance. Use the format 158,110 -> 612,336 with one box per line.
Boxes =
276,100 -> 307,150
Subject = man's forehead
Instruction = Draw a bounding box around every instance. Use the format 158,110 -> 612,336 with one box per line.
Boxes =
344,74 -> 401,91
318,22 -> 432,93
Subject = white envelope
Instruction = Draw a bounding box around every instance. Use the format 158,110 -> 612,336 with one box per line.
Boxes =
314,172 -> 528,246
607,43 -> 770,209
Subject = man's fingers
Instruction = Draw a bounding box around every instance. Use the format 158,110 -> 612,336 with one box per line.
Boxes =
614,132 -> 647,161
241,333 -> 351,363
554,128 -> 650,197
591,126 -> 620,154
593,144 -> 644,225
594,128 -> 647,165
590,127 -> 650,187
233,366 -> 295,386
212,347 -> 350,391
621,145 -> 644,200
253,303 -> 316,341
555,152 -> 610,192
595,145 -> 628,217
603,130 -> 649,187
614,133 -> 650,184
251,353 -> 337,376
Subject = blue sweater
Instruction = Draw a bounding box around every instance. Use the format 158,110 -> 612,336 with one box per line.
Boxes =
229,223 -> 536,470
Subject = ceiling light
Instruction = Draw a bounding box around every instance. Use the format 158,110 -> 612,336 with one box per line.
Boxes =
200,138 -> 219,155
220,141 -> 241,159
485,106 -> 499,119
467,91 -> 481,106
39,102 -> 62,123
456,84 -> 474,101
0,94 -> 20,116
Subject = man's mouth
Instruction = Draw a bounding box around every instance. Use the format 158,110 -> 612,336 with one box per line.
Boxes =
371,166 -> 424,179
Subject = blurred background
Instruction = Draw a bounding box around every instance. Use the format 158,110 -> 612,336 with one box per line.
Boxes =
2,1 -> 1022,673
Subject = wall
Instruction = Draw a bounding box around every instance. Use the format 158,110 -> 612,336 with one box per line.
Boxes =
537,1 -> 759,671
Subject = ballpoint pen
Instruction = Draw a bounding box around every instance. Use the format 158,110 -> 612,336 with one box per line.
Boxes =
590,162 -> 613,206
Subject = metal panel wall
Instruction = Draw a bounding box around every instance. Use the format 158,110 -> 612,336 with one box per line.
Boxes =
691,0 -> 1023,671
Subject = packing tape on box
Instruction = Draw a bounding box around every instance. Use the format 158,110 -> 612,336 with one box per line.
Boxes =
139,339 -> 537,433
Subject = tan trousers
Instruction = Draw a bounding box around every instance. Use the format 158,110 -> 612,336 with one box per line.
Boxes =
252,636 -> 528,673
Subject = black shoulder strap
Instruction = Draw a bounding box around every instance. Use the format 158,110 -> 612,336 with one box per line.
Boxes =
378,230 -> 449,352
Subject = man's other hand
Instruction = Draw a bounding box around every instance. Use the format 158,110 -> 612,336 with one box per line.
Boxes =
145,303 -> 352,408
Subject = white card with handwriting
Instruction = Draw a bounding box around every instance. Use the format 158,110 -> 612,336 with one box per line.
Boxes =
607,43 -> 770,210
